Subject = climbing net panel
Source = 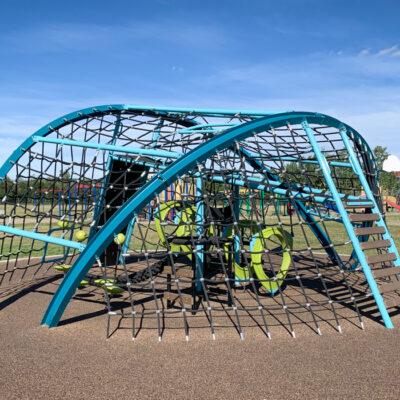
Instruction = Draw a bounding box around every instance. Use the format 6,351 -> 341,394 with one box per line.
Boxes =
0,107 -> 253,294
2,106 -> 400,339
81,117 -> 398,339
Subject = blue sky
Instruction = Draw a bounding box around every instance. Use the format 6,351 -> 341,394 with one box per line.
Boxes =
1,0 -> 400,160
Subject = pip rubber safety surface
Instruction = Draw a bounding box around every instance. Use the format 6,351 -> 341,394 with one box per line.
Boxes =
1,278 -> 399,400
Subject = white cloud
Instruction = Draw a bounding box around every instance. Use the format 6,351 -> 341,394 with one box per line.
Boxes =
1,45 -> 400,159
358,49 -> 370,57
377,45 -> 400,58
383,155 -> 400,172
341,109 -> 400,150
359,45 -> 400,59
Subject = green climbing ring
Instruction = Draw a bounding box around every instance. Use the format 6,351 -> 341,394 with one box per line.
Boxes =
154,201 -> 196,254
250,227 -> 293,294
222,220 -> 259,282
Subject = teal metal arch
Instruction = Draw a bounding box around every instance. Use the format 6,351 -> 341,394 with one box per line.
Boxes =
0,104 -> 276,253
40,111 -> 386,328
0,103 -> 284,179
0,103 -> 377,182
0,103 -> 378,267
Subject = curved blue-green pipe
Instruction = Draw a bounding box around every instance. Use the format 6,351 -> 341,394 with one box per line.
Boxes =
41,111 -> 372,327
0,104 -> 376,181
1,105 -> 121,179
0,103 -> 283,180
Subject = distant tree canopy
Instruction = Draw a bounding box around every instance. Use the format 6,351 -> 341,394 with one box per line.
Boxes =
285,151 -> 361,195
0,147 -> 399,200
373,145 -> 389,171
373,145 -> 400,196
0,172 -> 93,200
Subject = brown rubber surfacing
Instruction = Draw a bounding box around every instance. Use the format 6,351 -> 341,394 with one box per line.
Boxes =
1,277 -> 400,400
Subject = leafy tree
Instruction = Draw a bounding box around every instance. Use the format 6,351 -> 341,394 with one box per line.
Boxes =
373,145 -> 389,171
380,171 -> 400,196
372,145 -> 400,196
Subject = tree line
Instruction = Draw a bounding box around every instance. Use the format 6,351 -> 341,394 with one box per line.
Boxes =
373,146 -> 400,196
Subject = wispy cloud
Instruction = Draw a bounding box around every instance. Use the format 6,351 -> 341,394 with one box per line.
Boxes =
1,47 -> 400,154
204,51 -> 400,99
190,51 -> 400,153
358,49 -> 370,57
1,4 -> 400,161
377,45 -> 400,58
359,45 -> 400,58
0,20 -> 227,55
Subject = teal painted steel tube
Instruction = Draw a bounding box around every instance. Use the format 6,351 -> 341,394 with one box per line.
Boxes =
150,119 -> 164,147
0,105 -> 125,179
195,175 -> 204,292
32,136 -> 181,159
225,170 -> 367,202
0,225 -> 85,251
41,112 -> 309,327
303,120 -> 394,329
339,127 -> 400,267
178,123 -> 238,134
251,155 -> 352,168
41,111 -> 378,328
88,115 -> 122,241
0,103 -> 376,189
121,104 -> 281,117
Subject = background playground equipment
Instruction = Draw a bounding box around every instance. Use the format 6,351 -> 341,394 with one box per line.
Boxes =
0,104 -> 400,340
383,196 -> 400,213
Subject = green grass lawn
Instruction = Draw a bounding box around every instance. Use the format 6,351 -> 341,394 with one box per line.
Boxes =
1,208 -> 399,260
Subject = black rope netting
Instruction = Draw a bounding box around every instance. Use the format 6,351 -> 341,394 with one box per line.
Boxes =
1,108 -> 398,339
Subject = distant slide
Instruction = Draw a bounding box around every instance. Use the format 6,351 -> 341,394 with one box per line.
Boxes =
385,199 -> 400,212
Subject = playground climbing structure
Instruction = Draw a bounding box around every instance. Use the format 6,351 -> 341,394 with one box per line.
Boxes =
0,105 -> 399,339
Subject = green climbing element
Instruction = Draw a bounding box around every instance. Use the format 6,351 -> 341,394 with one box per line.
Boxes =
53,264 -> 71,272
250,227 -> 293,294
114,233 -> 126,245
75,229 -> 88,242
94,278 -> 116,286
57,220 -> 70,229
102,282 -> 124,295
155,200 -> 218,254
54,264 -> 88,288
222,220 -> 259,281
79,279 -> 89,288
154,201 -> 196,254
93,278 -> 123,294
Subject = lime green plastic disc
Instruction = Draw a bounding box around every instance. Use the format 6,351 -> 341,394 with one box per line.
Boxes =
94,278 -> 116,286
103,283 -> 124,295
154,201 -> 195,254
222,220 -> 258,281
250,227 -> 293,294
53,264 -> 71,272
79,279 -> 89,287
57,220 -> 69,229
114,233 -> 126,245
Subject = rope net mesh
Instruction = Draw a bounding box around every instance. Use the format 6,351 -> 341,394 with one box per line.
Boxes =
0,110 -> 252,293
1,109 -> 398,338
